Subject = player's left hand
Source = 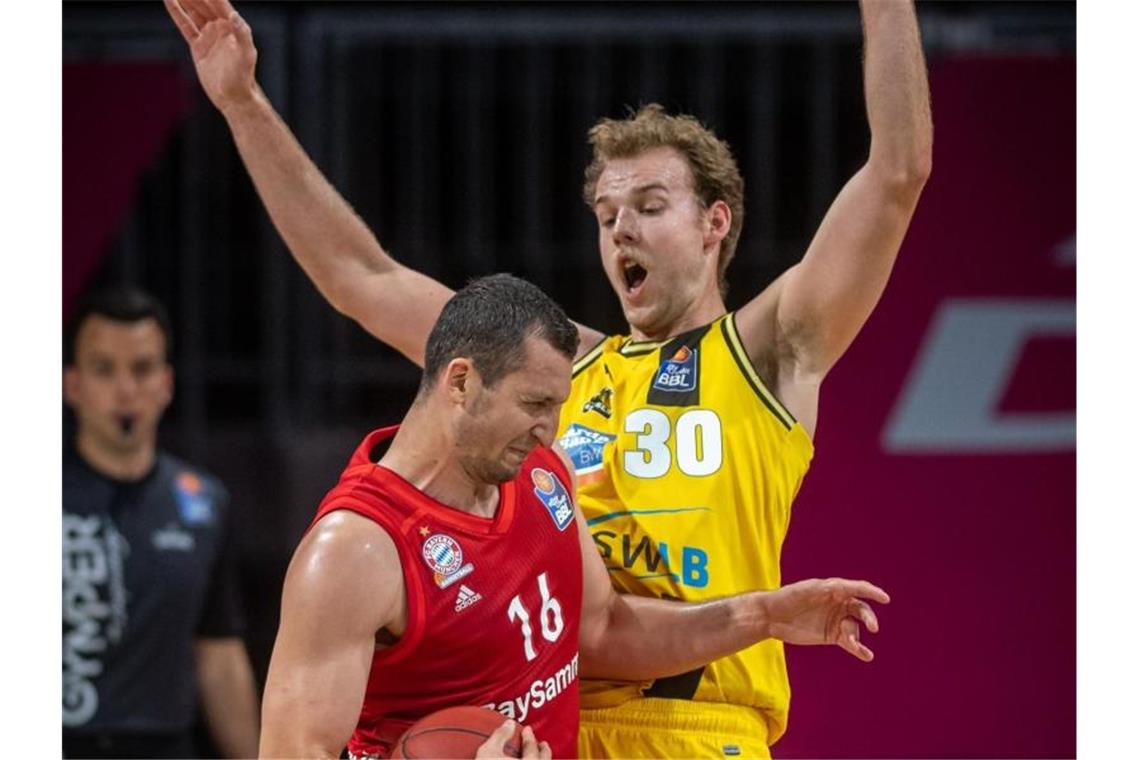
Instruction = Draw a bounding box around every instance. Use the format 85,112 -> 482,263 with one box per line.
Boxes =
761,578 -> 890,662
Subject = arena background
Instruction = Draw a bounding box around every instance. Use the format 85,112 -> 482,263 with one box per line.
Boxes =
62,2 -> 1076,757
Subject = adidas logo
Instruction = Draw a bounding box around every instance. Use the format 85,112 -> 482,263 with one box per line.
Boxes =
454,584 -> 483,612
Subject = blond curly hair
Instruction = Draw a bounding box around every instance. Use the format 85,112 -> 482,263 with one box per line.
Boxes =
583,104 -> 745,298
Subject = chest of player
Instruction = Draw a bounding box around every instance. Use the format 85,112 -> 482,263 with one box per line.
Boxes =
558,319 -> 813,598
395,493 -> 582,687
563,349 -> 786,485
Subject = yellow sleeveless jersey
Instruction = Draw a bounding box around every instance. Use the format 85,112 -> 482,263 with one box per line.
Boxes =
557,312 -> 814,742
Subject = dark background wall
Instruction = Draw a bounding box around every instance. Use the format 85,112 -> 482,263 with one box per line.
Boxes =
63,2 -> 1075,756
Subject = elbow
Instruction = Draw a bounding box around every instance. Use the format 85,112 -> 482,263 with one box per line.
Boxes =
869,127 -> 933,198
869,151 -> 931,203
577,627 -> 608,679
906,142 -> 934,187
325,279 -> 376,329
324,279 -> 358,317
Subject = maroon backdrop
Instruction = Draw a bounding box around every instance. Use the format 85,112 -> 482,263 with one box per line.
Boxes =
777,57 -> 1075,757
62,63 -> 189,321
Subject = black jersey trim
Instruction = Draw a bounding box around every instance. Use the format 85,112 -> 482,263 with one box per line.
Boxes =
572,338 -> 608,378
643,664 -> 707,700
619,336 -> 667,356
721,313 -> 796,430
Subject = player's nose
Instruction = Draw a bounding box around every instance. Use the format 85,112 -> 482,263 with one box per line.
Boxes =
611,207 -> 638,246
113,369 -> 140,399
532,411 -> 559,448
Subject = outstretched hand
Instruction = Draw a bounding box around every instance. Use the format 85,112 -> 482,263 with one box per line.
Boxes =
763,578 -> 890,662
164,0 -> 259,113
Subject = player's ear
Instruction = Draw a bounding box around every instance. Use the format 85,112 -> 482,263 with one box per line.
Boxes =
62,365 -> 80,408
703,199 -> 731,252
443,358 -> 476,405
158,365 -> 175,411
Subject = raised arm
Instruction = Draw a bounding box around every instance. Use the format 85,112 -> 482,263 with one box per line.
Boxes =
165,0 -> 602,363
166,0 -> 452,364
735,0 -> 932,429
259,511 -> 403,758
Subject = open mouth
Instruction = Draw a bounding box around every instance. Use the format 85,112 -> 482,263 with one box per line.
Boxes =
118,415 -> 137,435
621,260 -> 648,292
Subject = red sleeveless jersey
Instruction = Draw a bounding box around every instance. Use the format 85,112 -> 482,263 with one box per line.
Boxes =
312,427 -> 583,759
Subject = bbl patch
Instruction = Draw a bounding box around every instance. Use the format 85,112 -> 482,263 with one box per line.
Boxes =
421,533 -> 474,588
652,345 -> 698,393
646,324 -> 711,407
174,471 -> 215,525
531,467 -> 574,531
557,423 -> 615,475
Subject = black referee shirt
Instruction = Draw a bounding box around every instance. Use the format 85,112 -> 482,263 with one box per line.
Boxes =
62,443 -> 245,736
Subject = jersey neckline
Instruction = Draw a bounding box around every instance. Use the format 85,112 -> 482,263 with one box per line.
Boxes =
360,426 -> 517,536
617,313 -> 730,354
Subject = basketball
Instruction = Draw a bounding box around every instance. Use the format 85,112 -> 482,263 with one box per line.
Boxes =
390,706 -> 522,759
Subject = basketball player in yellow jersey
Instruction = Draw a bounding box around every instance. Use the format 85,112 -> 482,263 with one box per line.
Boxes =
560,312 -> 812,756
169,0 -> 930,755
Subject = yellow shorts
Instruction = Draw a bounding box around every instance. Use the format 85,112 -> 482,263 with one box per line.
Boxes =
578,698 -> 770,759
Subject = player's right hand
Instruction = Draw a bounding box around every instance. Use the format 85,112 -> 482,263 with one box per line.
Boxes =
475,721 -> 551,760
164,0 -> 259,114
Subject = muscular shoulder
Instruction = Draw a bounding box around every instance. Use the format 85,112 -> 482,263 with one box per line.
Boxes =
283,510 -> 405,635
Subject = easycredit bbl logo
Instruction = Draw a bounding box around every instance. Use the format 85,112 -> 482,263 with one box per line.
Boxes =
653,346 -> 697,393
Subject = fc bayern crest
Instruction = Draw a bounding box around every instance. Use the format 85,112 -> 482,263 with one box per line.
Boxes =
421,533 -> 474,589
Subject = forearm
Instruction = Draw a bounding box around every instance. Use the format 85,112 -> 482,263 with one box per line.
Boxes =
259,658 -> 364,760
220,87 -> 397,314
860,0 -> 933,182
750,2 -> 932,380
579,592 -> 769,681
195,639 -> 261,758
259,722 -> 342,760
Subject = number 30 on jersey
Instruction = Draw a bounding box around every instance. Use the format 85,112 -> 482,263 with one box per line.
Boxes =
622,408 -> 723,478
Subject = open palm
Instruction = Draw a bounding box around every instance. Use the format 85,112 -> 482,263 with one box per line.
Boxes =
765,578 -> 890,662
165,0 -> 258,113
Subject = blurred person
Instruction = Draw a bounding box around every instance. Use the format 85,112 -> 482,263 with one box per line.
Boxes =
167,0 -> 930,756
259,274 -> 889,760
63,287 -> 260,758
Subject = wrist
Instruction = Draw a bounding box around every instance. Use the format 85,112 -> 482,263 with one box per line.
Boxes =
219,83 -> 269,124
730,591 -> 772,643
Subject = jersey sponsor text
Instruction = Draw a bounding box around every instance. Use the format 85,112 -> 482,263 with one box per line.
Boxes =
483,652 -> 579,723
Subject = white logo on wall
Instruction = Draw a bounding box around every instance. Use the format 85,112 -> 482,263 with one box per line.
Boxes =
883,298 -> 1075,453
62,514 -> 129,726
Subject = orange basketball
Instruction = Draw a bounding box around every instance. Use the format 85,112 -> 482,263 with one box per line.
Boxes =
390,706 -> 522,759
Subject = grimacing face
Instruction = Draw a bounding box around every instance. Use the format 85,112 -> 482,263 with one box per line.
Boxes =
453,335 -> 572,485
593,146 -> 721,339
64,316 -> 173,458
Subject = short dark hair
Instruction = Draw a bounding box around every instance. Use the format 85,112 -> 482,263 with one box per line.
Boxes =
420,274 -> 579,392
65,287 -> 173,365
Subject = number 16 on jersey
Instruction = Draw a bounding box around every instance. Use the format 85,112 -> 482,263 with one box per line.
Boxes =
507,573 -> 564,662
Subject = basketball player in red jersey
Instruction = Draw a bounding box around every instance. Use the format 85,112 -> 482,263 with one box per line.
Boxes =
258,275 -> 889,759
